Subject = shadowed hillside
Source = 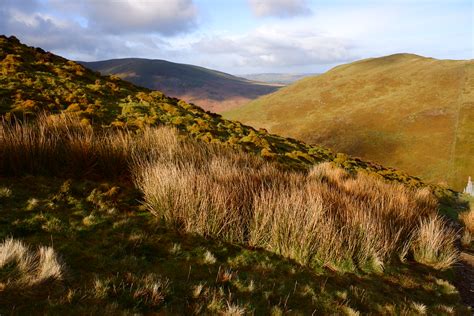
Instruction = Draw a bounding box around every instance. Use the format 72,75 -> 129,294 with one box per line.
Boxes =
225,54 -> 474,190
80,58 -> 281,112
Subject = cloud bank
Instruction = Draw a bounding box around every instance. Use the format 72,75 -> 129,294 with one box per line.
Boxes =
194,26 -> 353,69
0,0 -> 197,61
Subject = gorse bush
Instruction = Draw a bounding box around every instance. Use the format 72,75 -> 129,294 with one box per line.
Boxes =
0,115 -> 458,271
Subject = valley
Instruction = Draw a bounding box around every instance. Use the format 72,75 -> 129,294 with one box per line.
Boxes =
80,58 -> 282,113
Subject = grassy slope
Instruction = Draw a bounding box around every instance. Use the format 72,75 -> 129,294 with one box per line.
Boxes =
0,177 -> 469,314
0,36 -> 472,314
80,58 -> 281,113
225,54 -> 474,191
0,36 -> 454,199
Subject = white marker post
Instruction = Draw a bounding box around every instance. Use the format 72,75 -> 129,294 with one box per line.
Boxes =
464,176 -> 473,196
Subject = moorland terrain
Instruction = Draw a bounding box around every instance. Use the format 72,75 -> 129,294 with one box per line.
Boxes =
0,35 -> 473,314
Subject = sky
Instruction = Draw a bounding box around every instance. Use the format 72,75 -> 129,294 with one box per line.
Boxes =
0,0 -> 472,74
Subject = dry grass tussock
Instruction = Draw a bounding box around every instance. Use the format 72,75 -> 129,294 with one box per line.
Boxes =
0,238 -> 65,295
133,136 -> 459,270
0,113 -> 178,179
0,115 -> 459,271
459,206 -> 474,234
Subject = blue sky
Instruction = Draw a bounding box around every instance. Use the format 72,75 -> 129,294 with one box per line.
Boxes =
1,0 -> 472,74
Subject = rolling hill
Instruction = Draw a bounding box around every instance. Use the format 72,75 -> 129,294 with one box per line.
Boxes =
225,54 -> 474,191
80,58 -> 281,112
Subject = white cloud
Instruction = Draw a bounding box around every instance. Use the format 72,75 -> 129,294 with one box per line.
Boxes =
248,0 -> 311,18
79,0 -> 198,35
193,25 -> 354,69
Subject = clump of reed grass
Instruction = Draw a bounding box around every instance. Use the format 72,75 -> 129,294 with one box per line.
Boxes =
411,215 -> 458,270
133,141 -> 458,270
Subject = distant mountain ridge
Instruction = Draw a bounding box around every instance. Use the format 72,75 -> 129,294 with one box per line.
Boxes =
80,58 -> 281,112
225,53 -> 474,190
242,73 -> 317,85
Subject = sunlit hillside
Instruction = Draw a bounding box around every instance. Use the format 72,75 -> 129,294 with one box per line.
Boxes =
225,54 -> 474,191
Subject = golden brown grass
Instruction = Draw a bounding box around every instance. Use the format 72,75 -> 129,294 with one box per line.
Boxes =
459,205 -> 474,247
0,113 -> 180,179
133,137 -> 458,270
411,215 -> 458,269
0,115 -> 459,271
0,114 -> 131,178
459,207 -> 474,234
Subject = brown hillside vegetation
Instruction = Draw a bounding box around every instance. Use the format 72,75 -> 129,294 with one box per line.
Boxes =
0,115 -> 459,271
1,115 -> 470,313
225,54 -> 474,190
